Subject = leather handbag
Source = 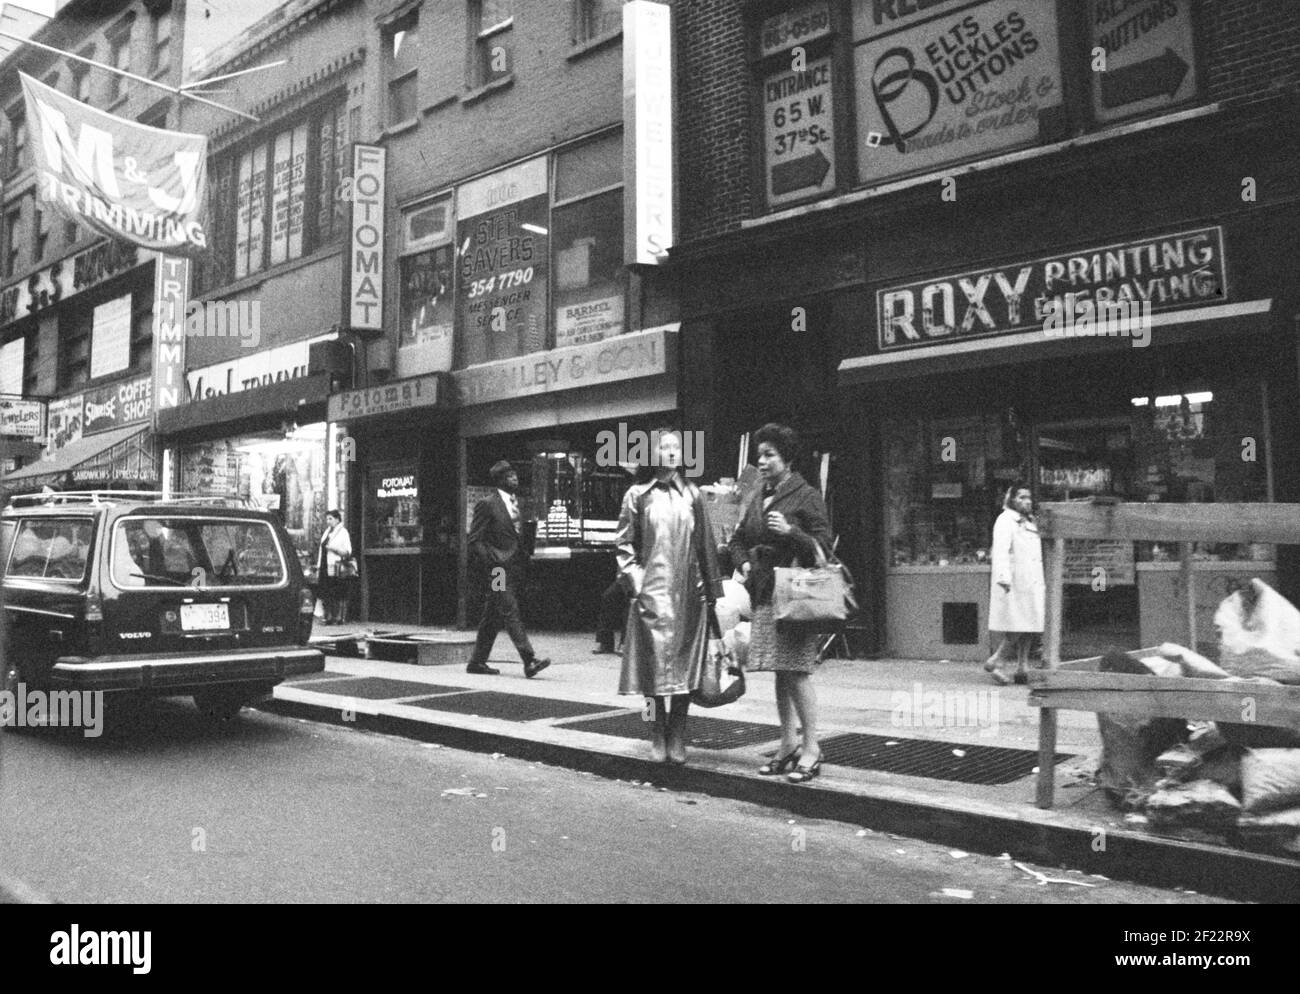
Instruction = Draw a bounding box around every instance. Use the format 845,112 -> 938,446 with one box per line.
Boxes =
773,541 -> 857,624
692,606 -> 745,709
337,554 -> 359,580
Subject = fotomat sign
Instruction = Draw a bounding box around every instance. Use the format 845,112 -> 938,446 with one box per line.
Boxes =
346,144 -> 386,332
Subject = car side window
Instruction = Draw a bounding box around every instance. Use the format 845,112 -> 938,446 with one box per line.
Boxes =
6,518 -> 92,580
0,520 -> 15,571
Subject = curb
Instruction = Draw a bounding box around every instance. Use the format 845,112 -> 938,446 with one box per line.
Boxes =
259,696 -> 1300,903
0,869 -> 55,904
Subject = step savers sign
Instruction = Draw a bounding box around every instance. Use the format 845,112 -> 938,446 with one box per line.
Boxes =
455,325 -> 677,406
21,73 -> 208,255
853,0 -> 1063,183
877,227 -> 1225,351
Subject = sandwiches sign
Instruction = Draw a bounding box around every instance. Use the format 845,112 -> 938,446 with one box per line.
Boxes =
20,73 -> 209,255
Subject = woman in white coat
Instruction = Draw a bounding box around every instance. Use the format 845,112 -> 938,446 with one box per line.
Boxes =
318,510 -> 354,625
985,484 -> 1045,686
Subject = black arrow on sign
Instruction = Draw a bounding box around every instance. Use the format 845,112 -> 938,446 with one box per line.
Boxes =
1100,47 -> 1190,108
772,147 -> 831,195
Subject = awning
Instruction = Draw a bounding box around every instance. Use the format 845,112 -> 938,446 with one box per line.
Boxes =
154,373 -> 332,441
837,299 -> 1274,388
1,423 -> 155,490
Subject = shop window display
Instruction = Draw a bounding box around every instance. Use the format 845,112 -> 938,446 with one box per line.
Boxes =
367,462 -> 424,549
884,413 -> 1026,567
179,423 -> 328,576
884,384 -> 1271,571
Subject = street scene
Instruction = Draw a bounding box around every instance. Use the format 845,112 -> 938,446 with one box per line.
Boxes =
0,0 -> 1296,922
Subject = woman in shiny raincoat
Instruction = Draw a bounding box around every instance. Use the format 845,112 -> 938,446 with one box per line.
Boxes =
616,430 -> 723,764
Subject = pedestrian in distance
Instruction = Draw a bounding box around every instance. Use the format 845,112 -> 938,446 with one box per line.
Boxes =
616,429 -> 724,764
466,461 -> 551,678
593,576 -> 629,654
729,423 -> 834,785
985,483 -> 1046,686
318,510 -> 354,625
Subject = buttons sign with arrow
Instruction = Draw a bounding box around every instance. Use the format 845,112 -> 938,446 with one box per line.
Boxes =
1091,0 -> 1197,123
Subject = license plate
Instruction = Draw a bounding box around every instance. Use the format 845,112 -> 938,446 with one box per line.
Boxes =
180,603 -> 230,631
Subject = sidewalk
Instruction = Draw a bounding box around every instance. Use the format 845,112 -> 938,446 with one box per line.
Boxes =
263,625 -> 1300,902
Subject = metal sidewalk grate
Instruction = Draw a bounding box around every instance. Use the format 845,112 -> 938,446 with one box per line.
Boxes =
291,677 -> 466,700
405,692 -> 617,722
564,711 -> 781,750
816,733 -> 1072,785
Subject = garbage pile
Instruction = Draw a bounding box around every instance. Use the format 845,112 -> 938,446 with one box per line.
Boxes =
1097,578 -> 1300,855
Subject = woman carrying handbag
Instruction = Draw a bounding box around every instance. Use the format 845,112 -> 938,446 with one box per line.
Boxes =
319,509 -> 355,625
729,423 -> 835,784
616,429 -> 725,765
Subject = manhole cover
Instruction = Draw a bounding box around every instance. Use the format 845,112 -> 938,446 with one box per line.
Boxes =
292,677 -> 466,700
565,711 -> 781,750
817,733 -> 1072,785
406,692 -> 616,722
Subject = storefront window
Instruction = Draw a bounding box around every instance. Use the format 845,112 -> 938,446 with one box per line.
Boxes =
884,414 -> 1025,567
552,188 -> 624,348
367,461 -> 424,548
1128,386 -> 1271,561
400,247 -> 455,346
178,423 -> 328,575
884,383 -> 1272,570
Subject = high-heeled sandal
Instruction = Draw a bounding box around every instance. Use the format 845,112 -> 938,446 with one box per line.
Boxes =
758,748 -> 801,776
787,757 -> 822,784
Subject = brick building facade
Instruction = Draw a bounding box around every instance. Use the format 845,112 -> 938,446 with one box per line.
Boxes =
669,0 -> 1300,660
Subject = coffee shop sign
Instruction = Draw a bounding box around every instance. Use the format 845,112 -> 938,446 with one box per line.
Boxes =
455,326 -> 677,406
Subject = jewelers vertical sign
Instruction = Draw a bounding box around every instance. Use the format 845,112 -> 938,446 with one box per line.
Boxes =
762,2 -> 836,208
852,0 -> 1063,183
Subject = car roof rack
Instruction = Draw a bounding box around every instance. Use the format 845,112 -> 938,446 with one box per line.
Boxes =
4,490 -> 261,509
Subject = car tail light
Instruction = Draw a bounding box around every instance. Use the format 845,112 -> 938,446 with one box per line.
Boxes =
84,586 -> 105,654
298,586 -> 315,645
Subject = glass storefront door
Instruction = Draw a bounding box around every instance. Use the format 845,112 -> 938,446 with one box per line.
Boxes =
1034,417 -> 1139,658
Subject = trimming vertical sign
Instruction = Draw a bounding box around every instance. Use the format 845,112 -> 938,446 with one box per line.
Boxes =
347,144 -> 386,331
153,253 -> 188,498
153,254 -> 188,411
624,0 -> 674,265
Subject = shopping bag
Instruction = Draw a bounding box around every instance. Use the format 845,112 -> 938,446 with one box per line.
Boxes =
772,542 -> 857,624
692,607 -> 745,709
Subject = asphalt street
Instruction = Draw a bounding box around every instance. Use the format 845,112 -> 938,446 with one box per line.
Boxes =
0,699 -> 1230,903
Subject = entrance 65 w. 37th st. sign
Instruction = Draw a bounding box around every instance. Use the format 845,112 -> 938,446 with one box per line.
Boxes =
876,227 -> 1226,351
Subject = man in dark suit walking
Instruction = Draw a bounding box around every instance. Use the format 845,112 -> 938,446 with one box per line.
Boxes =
466,461 -> 551,678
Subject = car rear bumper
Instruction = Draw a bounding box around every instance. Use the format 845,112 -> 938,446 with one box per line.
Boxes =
50,647 -> 325,692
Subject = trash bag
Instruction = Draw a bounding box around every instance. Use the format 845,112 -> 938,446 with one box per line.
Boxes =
1096,647 -> 1190,810
1144,780 -> 1241,833
1214,578 -> 1300,684
1240,748 -> 1300,814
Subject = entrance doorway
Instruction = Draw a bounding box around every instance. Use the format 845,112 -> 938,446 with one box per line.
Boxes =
1034,417 -> 1139,659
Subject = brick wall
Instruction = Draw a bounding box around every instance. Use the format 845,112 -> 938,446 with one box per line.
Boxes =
675,0 -> 1300,244
379,0 -> 623,207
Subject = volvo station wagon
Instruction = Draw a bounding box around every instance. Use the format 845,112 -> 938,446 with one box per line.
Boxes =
0,491 -> 324,724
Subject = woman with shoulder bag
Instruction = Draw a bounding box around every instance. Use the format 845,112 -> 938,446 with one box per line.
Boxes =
319,510 -> 355,625
616,429 -> 725,765
729,423 -> 835,784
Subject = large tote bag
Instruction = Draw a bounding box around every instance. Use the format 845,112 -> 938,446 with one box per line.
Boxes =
773,541 -> 858,624
691,606 -> 745,708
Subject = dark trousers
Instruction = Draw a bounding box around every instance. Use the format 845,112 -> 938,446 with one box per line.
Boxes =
469,578 -> 535,666
597,579 -> 629,645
